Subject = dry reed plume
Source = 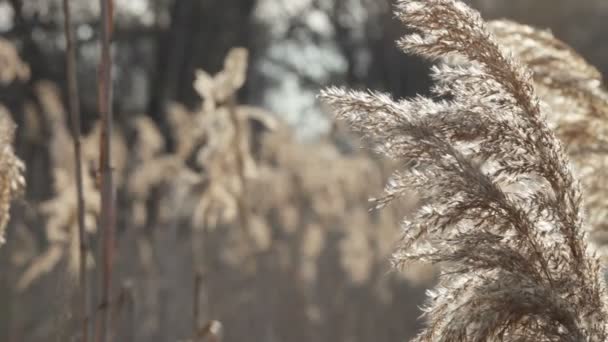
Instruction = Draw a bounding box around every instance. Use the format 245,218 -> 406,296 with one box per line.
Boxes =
320,0 -> 608,340
7,42 -> 426,340
128,47 -> 277,233
17,82 -> 127,290
487,20 -> 608,261
0,38 -> 30,85
0,38 -> 27,247
0,105 -> 25,247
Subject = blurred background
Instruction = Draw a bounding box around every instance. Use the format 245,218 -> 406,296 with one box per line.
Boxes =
0,0 -> 606,341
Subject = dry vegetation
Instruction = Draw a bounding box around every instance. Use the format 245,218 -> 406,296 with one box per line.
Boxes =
322,0 -> 608,340
0,38 -> 26,247
487,21 -> 608,260
0,0 -> 607,341
0,105 -> 24,247
0,37 -> 425,342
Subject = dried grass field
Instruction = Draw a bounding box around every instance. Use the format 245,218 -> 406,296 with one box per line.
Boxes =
0,0 -> 607,341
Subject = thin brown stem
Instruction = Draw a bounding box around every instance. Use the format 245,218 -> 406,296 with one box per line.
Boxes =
61,0 -> 88,340
96,0 -> 115,341
193,271 -> 202,341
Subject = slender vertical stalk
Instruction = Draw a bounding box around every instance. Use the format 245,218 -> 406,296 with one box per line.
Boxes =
192,221 -> 210,341
193,271 -> 202,341
227,96 -> 249,234
96,0 -> 115,341
61,0 -> 88,340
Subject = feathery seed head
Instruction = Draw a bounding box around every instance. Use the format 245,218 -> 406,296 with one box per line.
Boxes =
320,0 -> 608,340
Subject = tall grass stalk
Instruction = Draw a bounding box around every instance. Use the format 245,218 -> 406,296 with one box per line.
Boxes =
61,0 -> 89,340
96,0 -> 115,341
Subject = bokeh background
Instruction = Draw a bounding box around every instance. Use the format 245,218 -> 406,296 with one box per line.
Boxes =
0,0 -> 606,341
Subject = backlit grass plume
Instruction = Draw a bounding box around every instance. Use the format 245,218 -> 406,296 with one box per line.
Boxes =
487,20 -> 608,261
320,0 -> 608,340
0,38 -> 27,247
0,105 -> 25,247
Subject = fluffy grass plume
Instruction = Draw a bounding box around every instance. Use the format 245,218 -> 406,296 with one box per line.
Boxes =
320,0 -> 608,340
0,106 -> 24,246
487,20 -> 608,261
0,38 -> 27,246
